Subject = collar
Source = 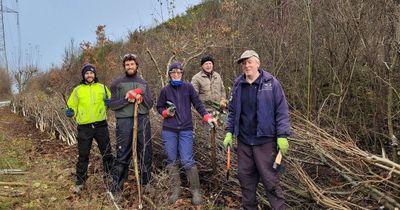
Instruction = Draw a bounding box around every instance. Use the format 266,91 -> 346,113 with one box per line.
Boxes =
240,69 -> 263,84
200,70 -> 214,77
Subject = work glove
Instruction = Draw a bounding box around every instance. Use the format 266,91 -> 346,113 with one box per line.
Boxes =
220,99 -> 227,109
203,114 -> 218,128
125,88 -> 143,103
104,98 -> 111,107
277,137 -> 289,155
223,132 -> 233,149
65,108 -> 74,118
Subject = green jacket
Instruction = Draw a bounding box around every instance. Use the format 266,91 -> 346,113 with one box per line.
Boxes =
110,74 -> 153,118
67,83 -> 111,125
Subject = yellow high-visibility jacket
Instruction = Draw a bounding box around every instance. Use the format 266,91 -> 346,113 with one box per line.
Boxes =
67,83 -> 111,125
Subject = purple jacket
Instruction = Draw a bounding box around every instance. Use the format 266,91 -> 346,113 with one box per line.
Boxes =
225,69 -> 291,139
157,82 -> 208,131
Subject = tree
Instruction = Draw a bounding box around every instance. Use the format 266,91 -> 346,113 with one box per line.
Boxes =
14,64 -> 38,94
0,67 -> 11,100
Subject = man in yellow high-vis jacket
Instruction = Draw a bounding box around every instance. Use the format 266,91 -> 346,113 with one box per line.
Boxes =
66,63 -> 114,194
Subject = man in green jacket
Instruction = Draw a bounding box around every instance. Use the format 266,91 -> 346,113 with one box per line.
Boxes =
66,63 -> 114,194
109,53 -> 153,195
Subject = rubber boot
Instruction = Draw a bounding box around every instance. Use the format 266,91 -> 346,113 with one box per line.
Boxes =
167,164 -> 181,204
186,166 -> 203,205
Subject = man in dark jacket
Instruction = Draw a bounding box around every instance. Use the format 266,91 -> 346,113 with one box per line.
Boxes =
223,50 -> 291,210
109,53 -> 153,195
156,62 -> 217,205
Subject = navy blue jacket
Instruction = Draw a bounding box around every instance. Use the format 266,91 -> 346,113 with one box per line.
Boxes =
225,69 -> 291,139
156,82 -> 208,131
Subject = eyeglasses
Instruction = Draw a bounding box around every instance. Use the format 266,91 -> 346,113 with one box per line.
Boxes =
170,70 -> 183,75
122,53 -> 137,60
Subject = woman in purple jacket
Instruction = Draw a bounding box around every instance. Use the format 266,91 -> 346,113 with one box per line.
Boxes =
156,62 -> 216,205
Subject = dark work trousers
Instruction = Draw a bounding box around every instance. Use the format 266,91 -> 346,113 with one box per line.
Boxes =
76,120 -> 114,185
237,140 -> 285,210
111,115 -> 153,193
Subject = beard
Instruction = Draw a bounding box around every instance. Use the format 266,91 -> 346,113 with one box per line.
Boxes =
85,77 -> 94,83
125,69 -> 137,77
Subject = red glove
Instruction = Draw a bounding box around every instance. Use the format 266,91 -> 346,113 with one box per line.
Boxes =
134,88 -> 143,103
203,114 -> 218,128
202,114 -> 211,122
125,88 -> 143,103
162,110 -> 169,119
133,88 -> 143,94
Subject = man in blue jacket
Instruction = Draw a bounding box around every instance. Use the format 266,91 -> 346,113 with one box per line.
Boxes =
223,50 -> 291,210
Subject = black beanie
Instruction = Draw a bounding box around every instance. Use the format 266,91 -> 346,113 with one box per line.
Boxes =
81,64 -> 96,77
200,56 -> 214,66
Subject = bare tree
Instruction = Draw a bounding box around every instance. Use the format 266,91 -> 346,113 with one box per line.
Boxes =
14,64 -> 38,94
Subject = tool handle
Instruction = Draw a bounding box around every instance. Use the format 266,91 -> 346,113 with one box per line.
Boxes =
227,145 -> 231,169
273,150 -> 283,169
132,101 -> 142,208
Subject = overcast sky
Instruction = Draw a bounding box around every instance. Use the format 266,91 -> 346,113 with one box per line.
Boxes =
3,0 -> 201,71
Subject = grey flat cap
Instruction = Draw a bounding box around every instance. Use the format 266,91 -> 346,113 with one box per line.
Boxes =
237,50 -> 259,64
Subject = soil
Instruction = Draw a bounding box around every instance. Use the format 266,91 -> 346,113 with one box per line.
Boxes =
0,107 -> 240,209
0,106 -> 116,209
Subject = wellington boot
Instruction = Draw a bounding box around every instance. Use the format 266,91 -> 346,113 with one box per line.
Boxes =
186,166 -> 203,205
167,164 -> 181,204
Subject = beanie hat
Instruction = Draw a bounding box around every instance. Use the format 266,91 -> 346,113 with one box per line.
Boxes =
168,62 -> 183,72
200,56 -> 214,66
81,64 -> 96,77
80,63 -> 98,84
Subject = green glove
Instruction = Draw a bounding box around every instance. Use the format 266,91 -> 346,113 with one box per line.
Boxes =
277,137 -> 289,155
223,132 -> 233,149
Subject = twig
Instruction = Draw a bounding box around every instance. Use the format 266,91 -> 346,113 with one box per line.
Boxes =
146,48 -> 164,87
0,181 -> 30,186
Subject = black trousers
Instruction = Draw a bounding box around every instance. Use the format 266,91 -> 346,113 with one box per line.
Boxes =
237,141 -> 285,210
111,115 -> 153,193
76,120 -> 114,185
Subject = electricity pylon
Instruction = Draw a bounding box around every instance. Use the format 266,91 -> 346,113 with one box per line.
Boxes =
0,0 -> 19,75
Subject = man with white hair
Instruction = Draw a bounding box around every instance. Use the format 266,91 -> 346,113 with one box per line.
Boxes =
223,50 -> 291,210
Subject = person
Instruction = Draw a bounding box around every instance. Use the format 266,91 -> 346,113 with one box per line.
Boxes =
65,63 -> 114,194
109,53 -> 153,195
156,62 -> 217,205
223,50 -> 291,210
191,55 -> 227,111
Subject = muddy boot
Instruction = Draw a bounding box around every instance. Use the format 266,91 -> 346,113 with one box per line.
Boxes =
186,166 -> 203,205
167,164 -> 181,204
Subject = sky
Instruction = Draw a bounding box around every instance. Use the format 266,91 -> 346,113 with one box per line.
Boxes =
2,0 -> 201,71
